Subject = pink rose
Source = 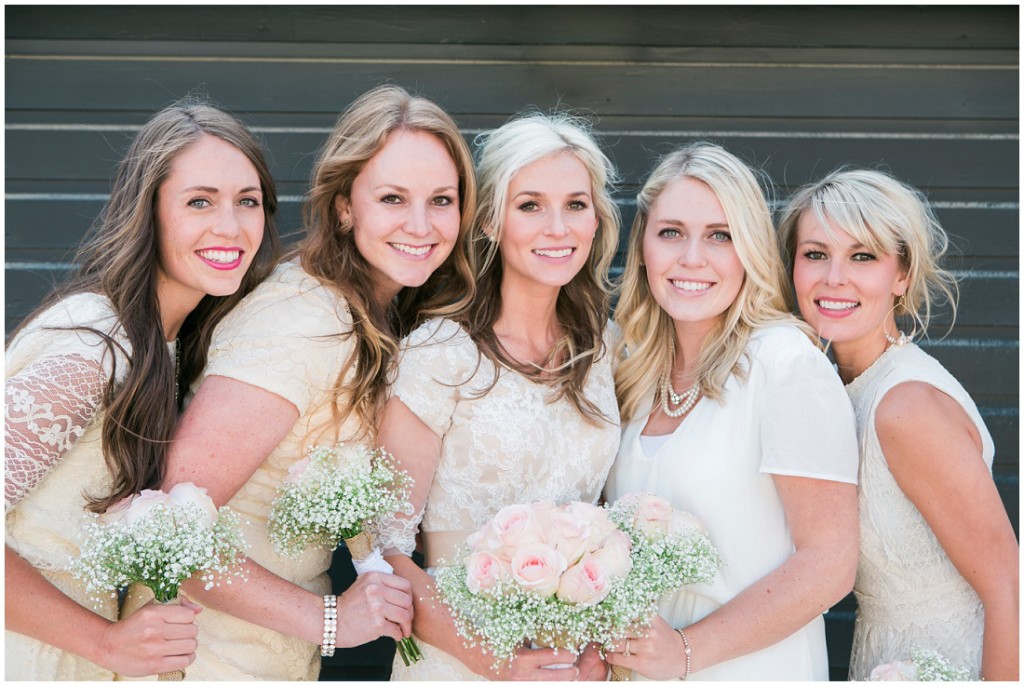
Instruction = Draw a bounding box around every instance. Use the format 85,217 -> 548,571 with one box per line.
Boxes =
869,660 -> 916,681
285,457 -> 311,484
490,504 -> 547,550
556,554 -> 612,605
510,543 -> 567,596
100,496 -> 133,524
633,494 -> 673,535
167,482 -> 219,527
465,550 -> 510,595
549,509 -> 595,566
591,529 -> 633,580
122,489 -> 170,525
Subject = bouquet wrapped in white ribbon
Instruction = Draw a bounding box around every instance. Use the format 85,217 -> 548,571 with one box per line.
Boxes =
267,443 -> 421,665
870,648 -> 971,681
433,493 -> 721,672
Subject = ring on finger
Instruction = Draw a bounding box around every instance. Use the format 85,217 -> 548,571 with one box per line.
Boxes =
624,638 -> 632,657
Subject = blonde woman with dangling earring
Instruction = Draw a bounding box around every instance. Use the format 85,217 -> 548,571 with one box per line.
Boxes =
780,168 -> 1018,681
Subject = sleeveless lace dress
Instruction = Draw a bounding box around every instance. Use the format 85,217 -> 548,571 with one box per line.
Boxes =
5,294 -> 131,680
383,318 -> 621,681
119,261 -> 361,680
846,342 -> 993,680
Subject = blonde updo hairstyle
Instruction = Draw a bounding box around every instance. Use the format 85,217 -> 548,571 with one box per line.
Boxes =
464,111 -> 621,424
614,142 -> 805,423
777,167 -> 958,339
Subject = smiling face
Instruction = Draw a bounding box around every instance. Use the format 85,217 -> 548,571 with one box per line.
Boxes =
792,210 -> 909,350
642,176 -> 745,336
497,151 -> 598,294
335,128 -> 461,302
155,134 -> 265,327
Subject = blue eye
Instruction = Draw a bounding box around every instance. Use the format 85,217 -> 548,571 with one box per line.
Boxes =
709,230 -> 731,242
657,227 -> 680,238
187,198 -> 211,209
239,197 -> 261,208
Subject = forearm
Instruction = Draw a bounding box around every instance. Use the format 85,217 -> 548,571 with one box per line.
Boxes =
684,546 -> 854,673
388,554 -> 494,676
179,555 -> 323,645
5,545 -> 112,667
981,592 -> 1019,680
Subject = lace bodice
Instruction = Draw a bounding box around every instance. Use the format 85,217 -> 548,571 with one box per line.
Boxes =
5,293 -> 129,680
846,343 -> 992,680
382,318 -> 621,562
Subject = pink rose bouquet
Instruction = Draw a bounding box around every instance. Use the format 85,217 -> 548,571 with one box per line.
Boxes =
869,648 -> 970,681
433,494 -> 721,669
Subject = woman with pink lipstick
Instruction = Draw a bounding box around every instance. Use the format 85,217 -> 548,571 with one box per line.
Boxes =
5,99 -> 280,680
376,112 -> 620,680
779,168 -> 1019,681
119,85 -> 477,680
603,143 -> 859,680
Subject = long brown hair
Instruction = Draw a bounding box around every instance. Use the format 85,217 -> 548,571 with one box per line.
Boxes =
12,97 -> 280,511
297,85 -> 476,443
462,112 -> 620,424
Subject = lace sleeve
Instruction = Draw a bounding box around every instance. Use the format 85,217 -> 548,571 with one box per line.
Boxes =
375,506 -> 424,558
5,354 -> 106,511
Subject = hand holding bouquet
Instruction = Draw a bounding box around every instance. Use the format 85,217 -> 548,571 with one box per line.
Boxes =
870,648 -> 970,681
267,443 -> 421,665
433,493 -> 721,672
71,482 -> 247,679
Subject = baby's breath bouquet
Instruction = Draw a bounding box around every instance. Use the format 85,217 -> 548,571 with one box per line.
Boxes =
71,482 -> 247,680
433,494 -> 721,673
267,443 -> 421,665
869,648 -> 971,681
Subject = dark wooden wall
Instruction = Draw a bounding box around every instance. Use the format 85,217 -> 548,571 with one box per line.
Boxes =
6,6 -> 1018,681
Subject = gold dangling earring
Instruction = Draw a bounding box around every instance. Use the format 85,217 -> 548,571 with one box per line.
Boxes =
882,293 -> 911,346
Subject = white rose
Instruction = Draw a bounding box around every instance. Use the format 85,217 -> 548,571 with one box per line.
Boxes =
122,489 -> 170,526
167,482 -> 219,527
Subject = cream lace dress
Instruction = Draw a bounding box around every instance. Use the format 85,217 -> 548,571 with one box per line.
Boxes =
605,324 -> 859,680
846,343 -> 992,680
120,261 -> 360,680
384,318 -> 621,681
5,293 -> 131,680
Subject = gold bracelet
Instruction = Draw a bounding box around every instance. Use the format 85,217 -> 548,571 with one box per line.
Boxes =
675,628 -> 691,680
321,594 -> 338,657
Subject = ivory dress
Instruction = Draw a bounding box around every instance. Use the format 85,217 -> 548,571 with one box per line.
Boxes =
384,317 -> 621,681
846,343 -> 992,680
121,261 -> 359,680
5,294 -> 130,680
605,324 -> 859,681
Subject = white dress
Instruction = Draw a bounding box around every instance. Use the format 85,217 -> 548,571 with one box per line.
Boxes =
120,261 -> 361,680
384,318 -> 621,681
605,324 -> 859,681
846,343 -> 992,680
5,294 -> 130,680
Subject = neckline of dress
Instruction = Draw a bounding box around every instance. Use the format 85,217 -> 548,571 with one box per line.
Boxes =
844,341 -> 912,395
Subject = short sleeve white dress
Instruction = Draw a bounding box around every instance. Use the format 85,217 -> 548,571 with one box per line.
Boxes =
846,343 -> 993,680
5,294 -> 132,680
121,261 -> 362,681
605,324 -> 859,680
385,318 -> 622,681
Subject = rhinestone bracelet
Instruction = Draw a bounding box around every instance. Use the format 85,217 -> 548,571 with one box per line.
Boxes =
321,594 -> 338,657
675,628 -> 692,680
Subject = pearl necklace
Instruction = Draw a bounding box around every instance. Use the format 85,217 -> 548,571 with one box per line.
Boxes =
660,373 -> 701,418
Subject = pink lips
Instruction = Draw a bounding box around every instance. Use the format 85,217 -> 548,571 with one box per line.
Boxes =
196,248 -> 244,271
